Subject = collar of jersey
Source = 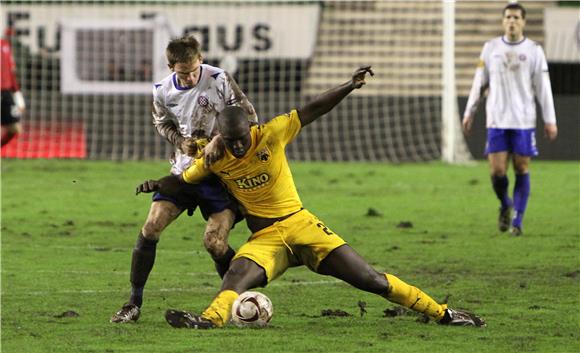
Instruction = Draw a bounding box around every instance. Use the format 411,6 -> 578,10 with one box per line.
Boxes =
501,36 -> 526,46
172,66 -> 204,91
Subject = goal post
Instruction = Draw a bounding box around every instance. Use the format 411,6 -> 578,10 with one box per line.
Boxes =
442,0 -> 472,163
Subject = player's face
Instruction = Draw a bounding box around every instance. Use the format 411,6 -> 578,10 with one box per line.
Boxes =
502,9 -> 525,40
172,56 -> 202,88
222,123 -> 252,159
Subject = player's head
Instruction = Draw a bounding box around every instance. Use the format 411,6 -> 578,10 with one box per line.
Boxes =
502,3 -> 526,40
166,35 -> 203,88
218,106 -> 251,159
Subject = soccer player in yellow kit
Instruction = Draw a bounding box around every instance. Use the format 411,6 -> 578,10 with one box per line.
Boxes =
137,67 -> 486,328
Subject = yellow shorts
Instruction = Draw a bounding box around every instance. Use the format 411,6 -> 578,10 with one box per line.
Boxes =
233,209 -> 347,283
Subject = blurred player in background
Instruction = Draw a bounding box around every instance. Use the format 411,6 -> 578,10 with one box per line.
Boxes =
111,35 -> 257,323
1,28 -> 26,147
138,66 -> 486,328
462,3 -> 557,236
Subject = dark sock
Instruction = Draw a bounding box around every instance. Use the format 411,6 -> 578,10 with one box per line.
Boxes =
129,233 -> 158,307
212,246 -> 235,278
439,309 -> 452,324
491,175 -> 511,209
512,173 -> 530,228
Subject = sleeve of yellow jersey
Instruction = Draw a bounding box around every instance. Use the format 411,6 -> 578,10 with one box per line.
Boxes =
266,109 -> 302,145
182,157 -> 212,184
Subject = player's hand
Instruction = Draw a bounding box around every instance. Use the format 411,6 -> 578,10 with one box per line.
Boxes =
179,137 -> 198,157
13,91 -> 26,113
544,123 -> 558,141
136,180 -> 160,195
203,135 -> 226,168
351,66 -> 374,89
462,115 -> 474,136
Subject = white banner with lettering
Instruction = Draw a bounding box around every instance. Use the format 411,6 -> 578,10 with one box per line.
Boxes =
2,3 -> 320,93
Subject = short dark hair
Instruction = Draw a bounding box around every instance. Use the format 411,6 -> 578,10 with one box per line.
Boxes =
503,2 -> 526,19
165,36 -> 201,67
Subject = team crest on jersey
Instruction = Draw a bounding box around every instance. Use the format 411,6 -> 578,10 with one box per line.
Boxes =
198,95 -> 209,107
503,51 -> 520,71
519,54 -> 527,61
255,147 -> 270,163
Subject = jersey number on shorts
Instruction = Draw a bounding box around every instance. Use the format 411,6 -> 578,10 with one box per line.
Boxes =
316,222 -> 334,236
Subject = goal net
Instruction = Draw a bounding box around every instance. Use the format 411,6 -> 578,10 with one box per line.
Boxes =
1,0 -> 472,162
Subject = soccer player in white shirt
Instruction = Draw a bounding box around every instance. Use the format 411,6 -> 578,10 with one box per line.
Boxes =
462,3 -> 557,236
111,36 -> 257,323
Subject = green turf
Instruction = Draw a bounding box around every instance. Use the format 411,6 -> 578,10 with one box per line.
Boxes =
1,159 -> 579,353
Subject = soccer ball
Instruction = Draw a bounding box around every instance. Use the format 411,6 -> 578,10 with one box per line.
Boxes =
230,291 -> 273,328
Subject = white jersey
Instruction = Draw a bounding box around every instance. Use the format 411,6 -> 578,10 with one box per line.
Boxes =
152,64 -> 256,174
464,36 -> 556,129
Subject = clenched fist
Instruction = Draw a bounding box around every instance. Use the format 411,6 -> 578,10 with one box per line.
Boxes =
135,180 -> 161,195
351,66 -> 374,89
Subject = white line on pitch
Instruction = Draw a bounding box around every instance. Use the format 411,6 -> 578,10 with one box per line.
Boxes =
1,279 -> 342,297
4,245 -> 201,255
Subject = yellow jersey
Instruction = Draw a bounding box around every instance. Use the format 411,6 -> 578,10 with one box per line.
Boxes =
182,110 -> 303,218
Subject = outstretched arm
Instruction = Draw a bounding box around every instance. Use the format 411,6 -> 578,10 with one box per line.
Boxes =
136,157 -> 211,197
135,174 -> 185,196
297,66 -> 374,127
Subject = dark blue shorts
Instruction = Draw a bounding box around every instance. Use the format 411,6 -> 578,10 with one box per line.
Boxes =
485,128 -> 538,157
152,175 -> 243,223
1,91 -> 20,126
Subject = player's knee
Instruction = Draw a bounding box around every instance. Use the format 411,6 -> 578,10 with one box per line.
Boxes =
223,259 -> 265,291
10,123 -> 21,135
203,227 -> 229,257
513,163 -> 528,174
141,220 -> 165,240
491,169 -> 507,177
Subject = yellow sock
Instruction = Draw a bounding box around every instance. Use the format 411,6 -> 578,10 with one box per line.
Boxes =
201,290 -> 239,327
383,274 -> 447,321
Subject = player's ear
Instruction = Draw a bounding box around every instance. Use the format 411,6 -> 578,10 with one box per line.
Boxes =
198,54 -> 204,64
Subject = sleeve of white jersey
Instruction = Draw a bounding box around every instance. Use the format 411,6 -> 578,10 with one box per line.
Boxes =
532,45 -> 557,125
151,85 -> 165,126
151,84 -> 177,127
219,72 -> 258,123
463,42 -> 490,119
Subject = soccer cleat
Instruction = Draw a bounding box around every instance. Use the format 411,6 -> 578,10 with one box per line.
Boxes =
510,226 -> 522,236
165,309 -> 215,329
498,206 -> 512,232
110,303 -> 141,323
438,308 -> 486,327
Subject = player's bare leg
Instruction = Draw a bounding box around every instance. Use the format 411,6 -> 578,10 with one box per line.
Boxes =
317,244 -> 485,326
1,122 -> 21,147
111,200 -> 182,323
488,152 -> 513,232
218,257 -> 267,293
204,208 -> 236,278
165,258 -> 266,328
511,154 -> 531,235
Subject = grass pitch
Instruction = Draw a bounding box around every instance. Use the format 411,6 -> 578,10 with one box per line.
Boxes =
1,159 -> 579,353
